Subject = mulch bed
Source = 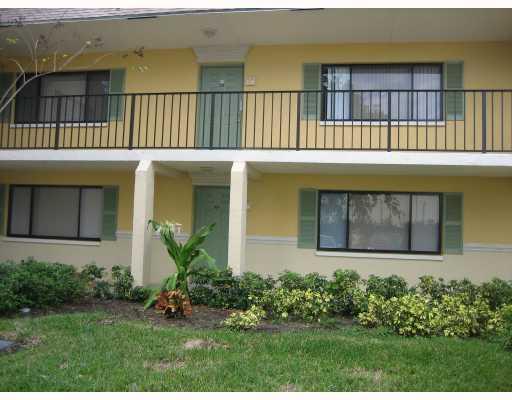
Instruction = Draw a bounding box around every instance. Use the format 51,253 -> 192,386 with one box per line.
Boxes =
16,298 -> 355,332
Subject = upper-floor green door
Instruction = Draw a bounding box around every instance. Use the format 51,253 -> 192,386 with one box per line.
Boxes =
196,65 -> 244,148
193,186 -> 230,267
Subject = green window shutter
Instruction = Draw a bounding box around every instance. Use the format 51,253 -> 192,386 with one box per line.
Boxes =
109,69 -> 126,121
301,64 -> 321,120
298,188 -> 318,248
0,184 -> 6,235
0,72 -> 14,122
443,193 -> 464,254
101,186 -> 119,241
444,61 -> 464,120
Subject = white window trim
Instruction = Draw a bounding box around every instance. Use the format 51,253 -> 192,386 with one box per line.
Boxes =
10,122 -> 108,128
316,250 -> 443,261
2,236 -> 100,246
319,121 -> 446,127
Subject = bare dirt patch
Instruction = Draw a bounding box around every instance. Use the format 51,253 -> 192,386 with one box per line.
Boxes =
349,367 -> 385,384
22,298 -> 355,332
183,338 -> 228,350
279,383 -> 300,392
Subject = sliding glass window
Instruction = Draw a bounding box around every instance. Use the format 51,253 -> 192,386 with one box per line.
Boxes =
14,71 -> 110,124
321,64 -> 442,121
7,185 -> 103,241
318,191 -> 441,254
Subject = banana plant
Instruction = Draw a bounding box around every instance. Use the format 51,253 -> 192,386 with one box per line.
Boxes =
144,220 -> 215,309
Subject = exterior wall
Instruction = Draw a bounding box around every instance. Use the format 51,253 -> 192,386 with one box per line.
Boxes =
247,174 -> 512,243
1,168 -> 511,284
2,42 -> 512,151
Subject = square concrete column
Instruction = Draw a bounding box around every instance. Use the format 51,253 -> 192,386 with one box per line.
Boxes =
131,160 -> 154,286
228,161 -> 248,275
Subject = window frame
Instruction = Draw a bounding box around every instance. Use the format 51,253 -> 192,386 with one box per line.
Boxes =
14,70 -> 110,124
316,190 -> 443,255
320,63 -> 444,122
7,184 -> 103,241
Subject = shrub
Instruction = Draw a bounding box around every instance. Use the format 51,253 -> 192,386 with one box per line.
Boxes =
277,270 -> 306,290
80,263 -> 106,283
366,274 -> 409,299
189,285 -> 214,306
328,269 -> 365,315
130,286 -> 152,303
223,305 -> 266,331
93,281 -> 113,300
80,263 -> 113,299
111,265 -> 134,300
435,294 -> 498,337
358,292 -> 504,338
357,294 -> 387,328
253,288 -> 333,322
417,275 -> 447,299
500,304 -> 512,350
303,272 -> 329,292
479,278 -> 512,310
189,267 -> 275,310
0,259 -> 85,314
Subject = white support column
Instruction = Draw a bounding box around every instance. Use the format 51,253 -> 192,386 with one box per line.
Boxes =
228,161 -> 248,275
131,160 -> 155,286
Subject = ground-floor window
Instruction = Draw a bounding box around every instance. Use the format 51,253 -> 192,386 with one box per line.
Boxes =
318,191 -> 441,254
7,185 -> 103,241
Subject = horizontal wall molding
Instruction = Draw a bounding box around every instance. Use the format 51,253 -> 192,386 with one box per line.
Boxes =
115,232 -> 512,253
246,235 -> 297,246
464,243 -> 512,253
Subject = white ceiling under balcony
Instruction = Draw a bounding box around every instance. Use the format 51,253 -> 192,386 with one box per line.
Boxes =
1,8 -> 512,56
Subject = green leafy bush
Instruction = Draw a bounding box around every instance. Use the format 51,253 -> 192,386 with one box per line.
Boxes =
303,272 -> 329,292
479,278 -> 512,310
223,305 -> 266,331
189,267 -> 275,310
252,288 -> 333,322
328,269 -> 366,315
111,265 -> 134,300
129,286 -> 152,302
500,304 -> 512,350
436,294 -> 499,337
277,270 -> 306,290
417,275 -> 447,299
358,292 -> 503,338
93,281 -> 113,300
366,274 -> 409,299
0,259 -> 85,314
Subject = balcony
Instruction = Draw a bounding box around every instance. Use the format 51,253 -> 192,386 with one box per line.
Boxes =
1,89 -> 511,152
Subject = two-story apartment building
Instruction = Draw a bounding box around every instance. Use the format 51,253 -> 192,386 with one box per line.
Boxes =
1,8 -> 512,285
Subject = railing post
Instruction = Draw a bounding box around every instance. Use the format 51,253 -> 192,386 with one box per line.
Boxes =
128,94 -> 136,149
209,93 -> 215,149
482,91 -> 487,153
54,97 -> 61,150
296,92 -> 301,150
387,91 -> 392,151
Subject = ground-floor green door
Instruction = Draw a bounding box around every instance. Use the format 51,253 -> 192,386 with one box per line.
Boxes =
193,186 -> 230,267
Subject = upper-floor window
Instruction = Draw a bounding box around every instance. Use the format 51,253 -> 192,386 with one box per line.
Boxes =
321,64 -> 442,121
15,71 -> 110,124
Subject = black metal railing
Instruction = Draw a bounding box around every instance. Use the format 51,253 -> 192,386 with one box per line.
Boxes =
1,89 -> 511,152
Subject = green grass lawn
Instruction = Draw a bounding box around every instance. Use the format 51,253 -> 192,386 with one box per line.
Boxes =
1,311 -> 511,391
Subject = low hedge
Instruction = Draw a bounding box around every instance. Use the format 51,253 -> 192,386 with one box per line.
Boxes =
0,259 -> 86,314
0,259 -> 151,315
